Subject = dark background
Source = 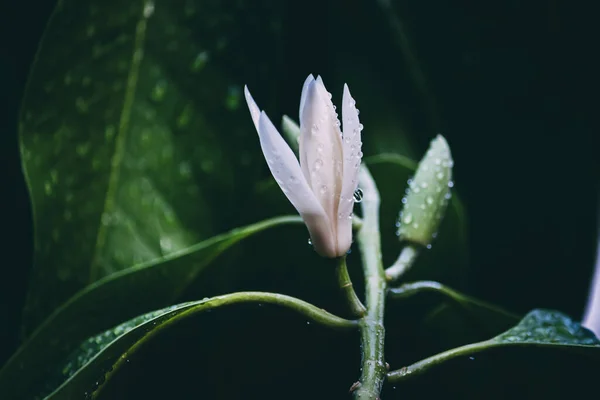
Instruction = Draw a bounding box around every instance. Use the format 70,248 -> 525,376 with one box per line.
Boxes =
1,0 -> 598,397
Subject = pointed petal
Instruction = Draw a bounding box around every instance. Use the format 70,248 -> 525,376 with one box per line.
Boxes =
257,112 -> 337,257
298,74 -> 315,123
337,83 -> 363,254
299,77 -> 344,236
244,85 -> 261,131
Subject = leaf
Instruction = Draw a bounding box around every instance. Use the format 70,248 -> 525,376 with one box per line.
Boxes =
387,309 -> 600,382
19,0 -> 286,336
0,216 -> 301,400
39,292 -> 355,399
366,154 -> 469,287
493,309 -> 600,347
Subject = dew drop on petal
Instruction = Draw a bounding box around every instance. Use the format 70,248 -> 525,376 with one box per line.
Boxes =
353,188 -> 364,203
314,159 -> 323,171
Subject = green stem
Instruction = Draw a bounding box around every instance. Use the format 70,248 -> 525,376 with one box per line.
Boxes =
386,339 -> 499,382
337,256 -> 367,317
384,245 -> 420,282
90,292 -> 358,398
387,280 -> 521,322
353,167 -> 387,399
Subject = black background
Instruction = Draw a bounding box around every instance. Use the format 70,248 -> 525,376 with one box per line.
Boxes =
1,0 -> 598,397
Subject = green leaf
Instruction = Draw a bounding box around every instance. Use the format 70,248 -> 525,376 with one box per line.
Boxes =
366,154 -> 469,287
40,292 -> 355,399
19,0 -> 285,337
387,309 -> 600,382
0,216 -> 301,400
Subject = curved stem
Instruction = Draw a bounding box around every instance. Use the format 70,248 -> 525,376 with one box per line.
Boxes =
387,280 -> 521,322
91,292 -> 358,398
386,339 -> 498,382
353,167 -> 387,399
385,245 -> 420,282
337,256 -> 367,317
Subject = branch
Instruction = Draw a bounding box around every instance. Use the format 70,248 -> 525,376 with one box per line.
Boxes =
353,166 -> 387,399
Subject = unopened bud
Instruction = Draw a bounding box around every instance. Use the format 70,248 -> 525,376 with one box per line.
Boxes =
397,135 -> 453,247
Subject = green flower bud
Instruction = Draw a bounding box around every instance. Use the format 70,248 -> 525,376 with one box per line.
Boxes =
397,135 -> 453,247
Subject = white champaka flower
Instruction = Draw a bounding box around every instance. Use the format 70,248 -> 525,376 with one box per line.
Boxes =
244,75 -> 363,258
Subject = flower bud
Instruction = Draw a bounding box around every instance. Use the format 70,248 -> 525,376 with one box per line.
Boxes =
397,135 -> 453,247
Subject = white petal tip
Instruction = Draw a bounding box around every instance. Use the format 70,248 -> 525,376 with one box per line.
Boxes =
244,85 -> 261,130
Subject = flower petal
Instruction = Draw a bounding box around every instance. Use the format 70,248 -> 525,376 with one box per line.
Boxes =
337,83 -> 363,253
299,77 -> 344,233
299,74 -> 315,123
244,85 -> 261,131
257,112 -> 337,257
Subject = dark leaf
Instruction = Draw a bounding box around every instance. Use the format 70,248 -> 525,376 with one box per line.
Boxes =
19,0 -> 285,337
41,293 -> 355,399
388,309 -> 600,383
0,216 -> 301,400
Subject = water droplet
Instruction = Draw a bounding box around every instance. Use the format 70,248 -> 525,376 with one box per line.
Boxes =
307,238 -> 312,245
353,188 -> 364,202
179,162 -> 192,177
314,158 -> 323,171
289,175 -> 297,184
434,158 -> 441,165
426,244 -> 432,249
44,181 -> 53,195
160,237 -> 173,252
436,172 -> 444,180
426,196 -> 434,205
191,51 -> 209,71
75,97 -> 88,113
448,181 -> 454,188
319,185 -> 327,195
401,197 -> 407,204
76,142 -> 91,156
317,143 -> 324,152
358,123 -> 364,131
402,213 -> 413,224
151,80 -> 167,101
412,222 -> 419,229
420,182 -> 428,189
143,1 -> 155,18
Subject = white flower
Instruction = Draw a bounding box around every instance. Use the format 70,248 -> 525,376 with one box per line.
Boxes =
244,75 -> 363,258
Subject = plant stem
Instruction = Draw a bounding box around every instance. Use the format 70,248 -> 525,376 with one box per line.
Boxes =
387,280 -> 521,322
90,292 -> 358,398
337,256 -> 367,317
353,167 -> 387,399
384,245 -> 420,282
386,339 -> 499,382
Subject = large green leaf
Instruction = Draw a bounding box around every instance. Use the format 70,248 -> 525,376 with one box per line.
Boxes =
40,292 -> 355,399
387,309 -> 600,383
19,0 -> 285,336
367,154 -> 469,287
0,216 -> 301,400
